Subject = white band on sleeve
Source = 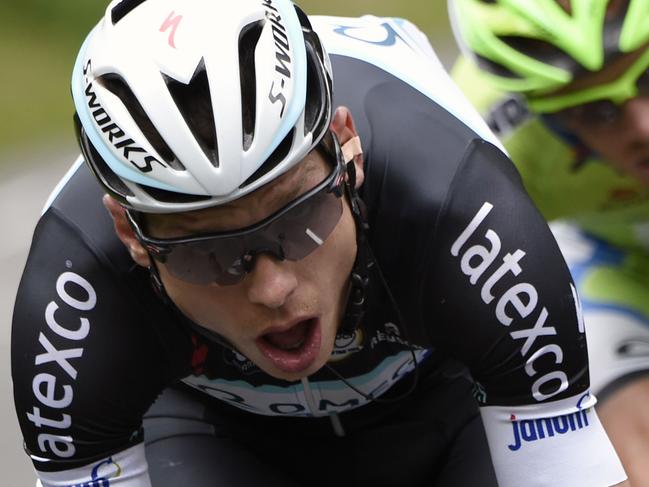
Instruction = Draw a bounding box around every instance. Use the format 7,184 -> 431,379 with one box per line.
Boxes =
35,443 -> 151,486
480,392 -> 627,487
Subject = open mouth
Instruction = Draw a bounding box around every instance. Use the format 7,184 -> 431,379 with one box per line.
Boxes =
255,318 -> 321,375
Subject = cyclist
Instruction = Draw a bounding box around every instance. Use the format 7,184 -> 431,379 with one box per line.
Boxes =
449,0 -> 649,484
12,0 -> 627,485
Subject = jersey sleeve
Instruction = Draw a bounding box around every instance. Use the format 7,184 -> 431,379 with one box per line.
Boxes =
424,140 -> 626,486
11,204 -> 191,485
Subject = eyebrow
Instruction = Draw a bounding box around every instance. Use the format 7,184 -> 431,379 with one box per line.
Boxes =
261,157 -> 321,211
153,153 -> 325,235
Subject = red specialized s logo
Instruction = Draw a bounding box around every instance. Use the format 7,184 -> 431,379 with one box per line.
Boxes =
160,11 -> 183,49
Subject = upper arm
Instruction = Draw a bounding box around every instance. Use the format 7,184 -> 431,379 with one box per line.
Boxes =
422,140 -> 627,486
425,139 -> 588,406
11,209 -> 189,481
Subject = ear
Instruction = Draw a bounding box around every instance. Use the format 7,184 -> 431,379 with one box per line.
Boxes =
103,195 -> 151,267
330,106 -> 364,188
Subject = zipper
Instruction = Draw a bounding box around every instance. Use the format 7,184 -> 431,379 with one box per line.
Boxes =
300,377 -> 346,437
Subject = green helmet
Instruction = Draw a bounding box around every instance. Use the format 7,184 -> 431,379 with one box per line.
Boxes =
449,0 -> 649,95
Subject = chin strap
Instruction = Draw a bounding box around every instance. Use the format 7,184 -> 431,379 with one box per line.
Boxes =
339,136 -> 374,335
147,261 -> 237,350
338,224 -> 372,334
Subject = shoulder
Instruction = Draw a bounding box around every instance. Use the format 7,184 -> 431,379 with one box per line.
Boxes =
311,15 -> 502,150
40,157 -> 132,271
312,15 -> 512,221
14,157 -> 154,324
12,158 -> 193,474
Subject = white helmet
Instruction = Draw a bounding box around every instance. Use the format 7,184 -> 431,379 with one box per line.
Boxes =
72,0 -> 333,213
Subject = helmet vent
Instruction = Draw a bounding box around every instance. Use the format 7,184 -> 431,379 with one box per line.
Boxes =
163,59 -> 220,168
474,53 -> 521,79
606,0 -> 630,20
604,0 -> 630,56
295,4 -> 331,141
240,128 -> 295,189
239,22 -> 263,151
500,36 -> 581,74
99,74 -> 185,170
556,0 -> 572,14
303,38 -> 330,137
137,184 -> 212,204
111,0 -> 147,25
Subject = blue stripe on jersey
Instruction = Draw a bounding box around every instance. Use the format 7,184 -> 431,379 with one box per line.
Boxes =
182,349 -> 431,417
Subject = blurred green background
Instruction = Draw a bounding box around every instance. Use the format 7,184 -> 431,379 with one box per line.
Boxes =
0,0 -> 455,156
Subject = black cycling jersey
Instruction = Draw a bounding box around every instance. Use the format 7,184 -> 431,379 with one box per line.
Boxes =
11,15 -> 625,487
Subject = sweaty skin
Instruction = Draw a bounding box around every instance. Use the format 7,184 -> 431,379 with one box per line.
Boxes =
106,107 -> 365,382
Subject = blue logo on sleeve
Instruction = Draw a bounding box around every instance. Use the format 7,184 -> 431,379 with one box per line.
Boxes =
67,457 -> 122,487
508,409 -> 590,451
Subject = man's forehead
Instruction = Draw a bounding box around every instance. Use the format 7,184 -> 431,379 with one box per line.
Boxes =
254,152 -> 323,205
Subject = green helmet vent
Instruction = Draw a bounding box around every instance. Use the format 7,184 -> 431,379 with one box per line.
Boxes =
449,0 -> 649,94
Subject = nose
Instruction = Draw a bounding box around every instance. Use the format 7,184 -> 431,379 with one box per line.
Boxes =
245,253 -> 298,309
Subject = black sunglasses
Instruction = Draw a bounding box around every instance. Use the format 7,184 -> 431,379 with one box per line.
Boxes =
127,140 -> 347,286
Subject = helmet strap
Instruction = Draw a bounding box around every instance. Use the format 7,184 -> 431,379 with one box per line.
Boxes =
329,164 -> 423,405
339,160 -> 372,334
147,261 -> 237,349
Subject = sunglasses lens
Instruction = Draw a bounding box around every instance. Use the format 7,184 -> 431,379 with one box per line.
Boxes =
270,190 -> 343,260
164,239 -> 246,285
556,99 -> 620,127
159,189 -> 343,286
